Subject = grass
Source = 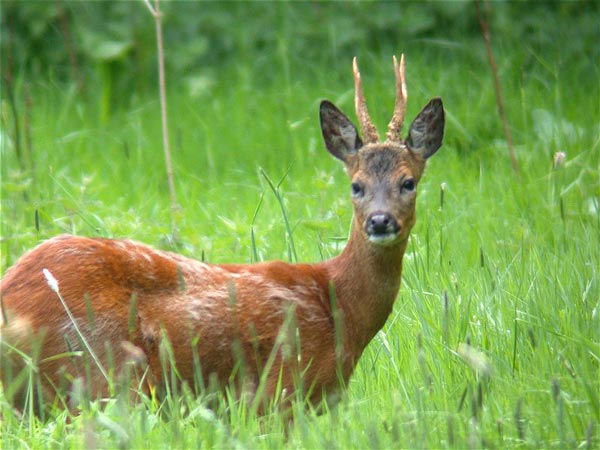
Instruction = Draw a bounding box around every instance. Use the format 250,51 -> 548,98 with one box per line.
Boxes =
1,12 -> 599,449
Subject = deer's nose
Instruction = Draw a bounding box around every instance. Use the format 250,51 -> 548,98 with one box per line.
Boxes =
365,212 -> 399,236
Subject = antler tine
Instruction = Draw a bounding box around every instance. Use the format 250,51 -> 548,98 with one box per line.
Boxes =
353,57 -> 379,144
386,54 -> 408,142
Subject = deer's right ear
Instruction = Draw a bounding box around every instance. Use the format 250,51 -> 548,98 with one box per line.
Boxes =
320,100 -> 363,162
406,97 -> 445,159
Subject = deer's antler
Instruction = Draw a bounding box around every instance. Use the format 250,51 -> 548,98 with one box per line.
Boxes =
353,57 -> 379,144
386,54 -> 407,143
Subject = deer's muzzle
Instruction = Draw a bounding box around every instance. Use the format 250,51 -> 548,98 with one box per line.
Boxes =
365,212 -> 400,245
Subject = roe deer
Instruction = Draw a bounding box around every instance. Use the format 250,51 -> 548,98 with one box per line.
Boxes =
0,55 -> 444,413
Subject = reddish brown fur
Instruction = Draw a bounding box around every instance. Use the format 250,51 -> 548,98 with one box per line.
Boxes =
0,57 -> 444,413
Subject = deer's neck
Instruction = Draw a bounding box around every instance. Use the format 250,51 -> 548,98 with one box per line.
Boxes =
324,226 -> 408,359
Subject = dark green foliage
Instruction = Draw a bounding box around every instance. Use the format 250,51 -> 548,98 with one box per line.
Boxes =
3,2 -> 598,89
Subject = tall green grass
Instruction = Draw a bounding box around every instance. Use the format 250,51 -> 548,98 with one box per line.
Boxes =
1,17 -> 599,449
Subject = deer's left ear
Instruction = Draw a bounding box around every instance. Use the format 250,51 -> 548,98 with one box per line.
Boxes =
320,100 -> 363,163
406,97 -> 444,159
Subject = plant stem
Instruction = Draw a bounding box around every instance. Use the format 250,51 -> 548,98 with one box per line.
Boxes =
144,0 -> 179,232
475,0 -> 519,174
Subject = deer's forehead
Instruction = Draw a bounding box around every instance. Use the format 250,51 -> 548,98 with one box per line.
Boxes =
355,145 -> 422,178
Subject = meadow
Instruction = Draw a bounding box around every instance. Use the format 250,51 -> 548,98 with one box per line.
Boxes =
1,3 -> 598,448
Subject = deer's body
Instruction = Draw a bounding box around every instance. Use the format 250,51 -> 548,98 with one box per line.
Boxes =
0,56 -> 444,411
1,235 -> 343,404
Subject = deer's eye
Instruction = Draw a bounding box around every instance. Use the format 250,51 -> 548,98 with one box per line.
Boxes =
401,179 -> 416,192
351,182 -> 364,198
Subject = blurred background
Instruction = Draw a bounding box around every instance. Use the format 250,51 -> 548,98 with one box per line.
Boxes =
3,1 -> 597,121
1,1 -> 598,257
2,2 -> 597,84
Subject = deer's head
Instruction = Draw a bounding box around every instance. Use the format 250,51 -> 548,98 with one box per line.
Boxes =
320,55 -> 445,247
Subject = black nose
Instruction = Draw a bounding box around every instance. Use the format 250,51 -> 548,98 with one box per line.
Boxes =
365,212 -> 399,236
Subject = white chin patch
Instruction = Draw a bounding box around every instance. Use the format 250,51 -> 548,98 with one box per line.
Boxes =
368,233 -> 399,246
